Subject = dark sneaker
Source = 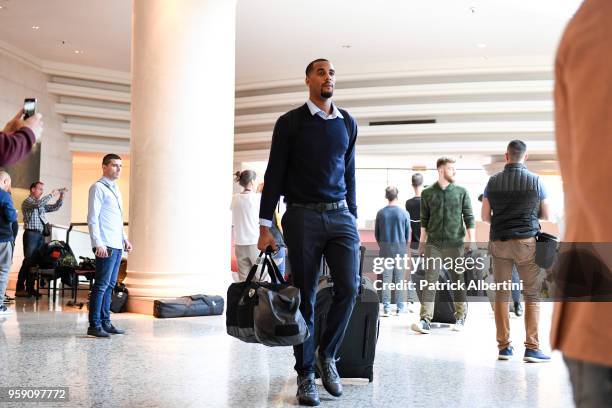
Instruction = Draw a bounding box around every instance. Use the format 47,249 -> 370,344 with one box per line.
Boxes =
498,346 -> 514,360
296,373 -> 320,406
0,305 -> 13,315
514,302 -> 524,317
102,323 -> 125,335
411,319 -> 431,334
87,326 -> 110,338
315,353 -> 342,397
15,290 -> 29,298
3,294 -> 14,303
524,348 -> 551,363
452,318 -> 465,332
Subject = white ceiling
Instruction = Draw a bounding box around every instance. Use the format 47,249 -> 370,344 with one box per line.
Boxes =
0,0 -> 582,82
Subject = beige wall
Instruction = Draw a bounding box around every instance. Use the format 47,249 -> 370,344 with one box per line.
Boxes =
0,50 -> 71,225
71,152 -> 130,223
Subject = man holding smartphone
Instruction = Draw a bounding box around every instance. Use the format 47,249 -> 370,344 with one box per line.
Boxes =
0,106 -> 44,166
87,153 -> 133,338
15,182 -> 67,297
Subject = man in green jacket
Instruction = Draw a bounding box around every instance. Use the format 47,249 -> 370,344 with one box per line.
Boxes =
412,157 -> 475,334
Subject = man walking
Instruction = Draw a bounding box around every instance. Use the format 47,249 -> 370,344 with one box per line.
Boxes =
87,154 -> 132,338
405,172 -> 424,308
0,171 -> 17,315
405,173 -> 423,250
258,59 -> 359,406
481,140 -> 551,363
412,157 -> 475,334
552,1 -> 612,404
15,181 -> 66,297
375,186 -> 410,316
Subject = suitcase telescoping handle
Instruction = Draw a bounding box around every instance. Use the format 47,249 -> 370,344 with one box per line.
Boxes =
321,245 -> 366,295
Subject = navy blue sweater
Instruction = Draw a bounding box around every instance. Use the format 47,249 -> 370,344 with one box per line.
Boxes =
260,104 -> 358,221
0,189 -> 17,242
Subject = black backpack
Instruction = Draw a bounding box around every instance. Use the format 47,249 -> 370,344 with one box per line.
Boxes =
35,240 -> 77,269
111,283 -> 129,313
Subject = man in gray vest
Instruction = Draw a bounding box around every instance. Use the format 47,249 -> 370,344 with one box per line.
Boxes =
481,140 -> 551,363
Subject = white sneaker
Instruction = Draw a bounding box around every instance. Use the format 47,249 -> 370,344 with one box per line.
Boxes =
452,318 -> 465,331
0,305 -> 13,315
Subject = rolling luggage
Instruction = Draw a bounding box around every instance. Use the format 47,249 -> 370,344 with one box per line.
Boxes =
414,267 -> 457,324
314,246 -> 379,382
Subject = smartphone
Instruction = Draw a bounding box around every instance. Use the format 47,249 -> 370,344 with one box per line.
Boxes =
23,98 -> 37,120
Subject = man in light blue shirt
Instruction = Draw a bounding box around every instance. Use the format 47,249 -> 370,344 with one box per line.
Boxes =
87,153 -> 133,338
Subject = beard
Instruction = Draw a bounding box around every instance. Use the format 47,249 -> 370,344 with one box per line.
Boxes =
444,173 -> 455,183
321,89 -> 333,99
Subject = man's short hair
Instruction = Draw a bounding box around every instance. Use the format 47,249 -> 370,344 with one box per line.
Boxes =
305,58 -> 329,76
385,186 -> 398,201
436,157 -> 456,169
102,153 -> 122,166
507,140 -> 527,161
30,181 -> 43,190
411,173 -> 424,188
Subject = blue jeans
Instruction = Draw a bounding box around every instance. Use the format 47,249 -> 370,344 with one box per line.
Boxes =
282,206 -> 360,375
511,265 -> 521,303
88,247 -> 122,328
379,243 -> 407,311
16,230 -> 44,292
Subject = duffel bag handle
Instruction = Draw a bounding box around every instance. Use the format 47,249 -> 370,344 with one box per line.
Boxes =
243,247 -> 286,284
263,246 -> 285,284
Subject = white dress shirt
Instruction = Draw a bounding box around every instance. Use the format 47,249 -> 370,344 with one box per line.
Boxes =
87,177 -> 126,249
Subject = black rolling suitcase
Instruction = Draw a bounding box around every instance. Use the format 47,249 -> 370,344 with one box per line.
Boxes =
314,246 -> 379,382
414,267 -> 456,324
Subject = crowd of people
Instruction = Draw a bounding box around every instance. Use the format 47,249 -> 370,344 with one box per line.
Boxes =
2,1 -> 611,404
0,110 -> 130,337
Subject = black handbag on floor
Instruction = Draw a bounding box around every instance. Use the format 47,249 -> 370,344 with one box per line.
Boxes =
226,248 -> 308,346
536,231 -> 559,268
153,294 -> 224,318
110,283 -> 129,313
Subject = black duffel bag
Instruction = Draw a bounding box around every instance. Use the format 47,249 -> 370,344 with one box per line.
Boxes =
536,231 -> 559,269
226,247 -> 308,346
154,294 -> 224,318
111,283 -> 129,313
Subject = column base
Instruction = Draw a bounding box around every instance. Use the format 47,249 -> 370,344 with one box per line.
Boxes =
126,296 -> 157,315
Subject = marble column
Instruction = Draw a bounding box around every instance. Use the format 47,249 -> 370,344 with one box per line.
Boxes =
126,0 -> 236,307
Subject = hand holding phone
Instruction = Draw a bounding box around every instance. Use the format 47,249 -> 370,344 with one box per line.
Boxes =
23,98 -> 36,120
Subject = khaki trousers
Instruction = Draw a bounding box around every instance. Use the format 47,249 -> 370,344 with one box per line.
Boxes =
490,237 -> 541,350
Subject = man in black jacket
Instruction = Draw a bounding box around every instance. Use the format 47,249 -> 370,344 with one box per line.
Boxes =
258,59 -> 359,406
481,140 -> 550,363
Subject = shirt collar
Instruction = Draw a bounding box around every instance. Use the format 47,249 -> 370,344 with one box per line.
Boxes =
434,181 -> 454,191
504,163 -> 527,170
305,99 -> 343,120
100,177 -> 117,188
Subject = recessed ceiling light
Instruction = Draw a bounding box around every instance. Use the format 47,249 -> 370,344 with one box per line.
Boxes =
341,44 -> 352,49
32,25 -> 40,30
74,50 -> 83,54
477,43 -> 487,48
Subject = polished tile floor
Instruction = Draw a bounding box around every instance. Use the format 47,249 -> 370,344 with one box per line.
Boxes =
0,296 -> 573,408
